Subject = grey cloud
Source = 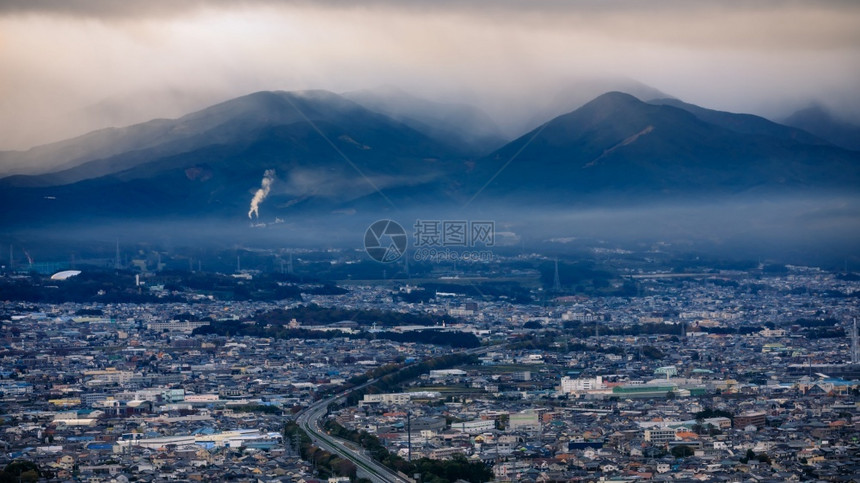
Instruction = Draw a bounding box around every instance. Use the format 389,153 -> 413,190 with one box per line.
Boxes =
1,0 -> 857,19
3,0 -> 858,51
0,0 -> 858,151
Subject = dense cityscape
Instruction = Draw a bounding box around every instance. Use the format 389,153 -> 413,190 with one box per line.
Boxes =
1,250 -> 857,482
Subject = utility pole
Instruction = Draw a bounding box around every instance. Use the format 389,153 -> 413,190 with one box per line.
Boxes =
407,412 -> 412,462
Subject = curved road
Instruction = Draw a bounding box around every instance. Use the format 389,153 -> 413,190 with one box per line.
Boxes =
295,346 -> 495,483
296,385 -> 412,483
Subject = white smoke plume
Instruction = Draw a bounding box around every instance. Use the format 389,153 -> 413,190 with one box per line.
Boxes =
248,169 -> 276,219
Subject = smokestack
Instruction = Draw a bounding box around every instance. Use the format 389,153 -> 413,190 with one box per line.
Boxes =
248,169 -> 276,219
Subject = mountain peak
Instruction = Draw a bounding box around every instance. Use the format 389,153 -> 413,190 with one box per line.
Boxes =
471,90 -> 860,202
589,91 -> 642,104
564,91 -> 649,124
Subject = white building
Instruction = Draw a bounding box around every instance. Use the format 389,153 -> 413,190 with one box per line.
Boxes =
560,376 -> 604,394
644,427 -> 679,444
359,391 -> 440,406
452,419 -> 495,434
147,320 -> 210,333
508,411 -> 540,432
429,369 -> 466,378
83,369 -> 137,385
562,311 -> 601,322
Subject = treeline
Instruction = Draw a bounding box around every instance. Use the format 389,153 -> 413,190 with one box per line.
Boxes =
695,319 -> 846,339
792,317 -> 839,328
324,420 -> 492,483
416,282 -> 534,304
347,363 -> 402,387
377,330 -> 480,348
229,404 -> 282,414
257,304 -> 451,327
162,271 -> 308,301
804,327 -> 846,339
696,326 -> 762,335
1,460 -> 47,481
283,422 -> 356,480
158,271 -> 344,301
562,321 -> 685,337
695,407 -> 733,421
0,272 -> 182,304
193,320 -> 480,348
0,270 -> 346,304
639,345 -> 666,360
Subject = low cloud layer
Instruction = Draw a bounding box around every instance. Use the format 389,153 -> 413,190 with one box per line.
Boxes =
1,0 -> 858,150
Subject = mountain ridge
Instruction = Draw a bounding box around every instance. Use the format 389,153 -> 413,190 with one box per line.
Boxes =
467,91 -> 859,204
1,89 -> 858,228
782,105 -> 860,151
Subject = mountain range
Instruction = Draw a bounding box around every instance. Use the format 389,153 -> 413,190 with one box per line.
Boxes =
0,88 -> 858,228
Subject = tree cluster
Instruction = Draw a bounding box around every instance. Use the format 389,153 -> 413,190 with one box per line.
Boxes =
257,304 -> 451,327
283,422 -> 357,480
193,320 -> 480,348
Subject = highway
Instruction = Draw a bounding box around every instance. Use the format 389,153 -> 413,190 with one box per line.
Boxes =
296,383 -> 412,483
294,346 -> 496,483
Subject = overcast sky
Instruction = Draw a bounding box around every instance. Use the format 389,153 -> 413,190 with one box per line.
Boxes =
1,0 -> 859,149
